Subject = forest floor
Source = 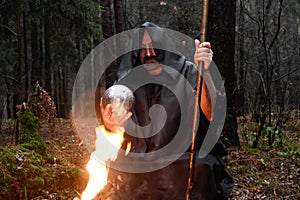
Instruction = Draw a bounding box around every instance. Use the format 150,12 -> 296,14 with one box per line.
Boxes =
1,115 -> 299,200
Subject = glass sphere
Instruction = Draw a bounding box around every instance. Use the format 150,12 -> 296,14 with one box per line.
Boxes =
102,85 -> 135,123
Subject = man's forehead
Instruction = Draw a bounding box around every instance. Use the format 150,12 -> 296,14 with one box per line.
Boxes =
142,30 -> 152,44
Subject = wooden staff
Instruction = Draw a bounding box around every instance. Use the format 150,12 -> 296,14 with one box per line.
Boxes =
186,0 -> 209,199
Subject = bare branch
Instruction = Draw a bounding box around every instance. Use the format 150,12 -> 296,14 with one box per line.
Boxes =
272,66 -> 300,82
253,69 -> 267,96
0,24 -> 18,36
269,0 -> 283,50
0,71 -> 29,84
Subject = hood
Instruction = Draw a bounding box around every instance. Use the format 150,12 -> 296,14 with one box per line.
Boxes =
117,22 -> 187,80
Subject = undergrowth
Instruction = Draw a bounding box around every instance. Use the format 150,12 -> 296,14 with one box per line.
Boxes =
238,110 -> 300,157
227,110 -> 300,199
0,109 -> 81,199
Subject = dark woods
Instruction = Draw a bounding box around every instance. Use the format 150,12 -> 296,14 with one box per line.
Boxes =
0,0 -> 299,148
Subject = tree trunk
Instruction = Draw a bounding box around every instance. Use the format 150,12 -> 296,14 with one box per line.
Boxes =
101,0 -> 114,39
31,22 -> 40,85
236,0 -> 245,116
177,1 -> 190,36
44,14 -> 52,93
114,0 -> 123,33
207,0 -> 240,147
101,0 -> 117,88
23,10 -> 29,101
39,17 -> 44,87
58,64 -> 67,118
17,0 -> 23,104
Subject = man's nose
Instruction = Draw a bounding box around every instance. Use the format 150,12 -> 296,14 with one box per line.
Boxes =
146,47 -> 153,56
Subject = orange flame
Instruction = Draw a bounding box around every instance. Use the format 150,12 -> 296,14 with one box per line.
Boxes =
81,125 -> 125,200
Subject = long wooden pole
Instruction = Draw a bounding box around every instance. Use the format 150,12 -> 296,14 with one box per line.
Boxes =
186,0 -> 209,199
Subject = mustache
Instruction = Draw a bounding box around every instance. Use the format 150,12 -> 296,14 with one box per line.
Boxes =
143,56 -> 158,63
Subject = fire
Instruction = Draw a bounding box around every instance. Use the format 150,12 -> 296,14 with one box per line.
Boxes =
79,84 -> 134,200
81,125 -> 125,200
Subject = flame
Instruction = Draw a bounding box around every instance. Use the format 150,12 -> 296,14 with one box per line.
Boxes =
81,125 -> 125,200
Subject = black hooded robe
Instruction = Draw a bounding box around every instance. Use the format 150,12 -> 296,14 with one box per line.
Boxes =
106,22 -> 234,200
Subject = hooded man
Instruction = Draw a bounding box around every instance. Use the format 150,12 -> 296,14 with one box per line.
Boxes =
100,22 -> 233,200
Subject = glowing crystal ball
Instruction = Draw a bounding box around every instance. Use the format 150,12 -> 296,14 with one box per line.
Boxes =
102,85 -> 135,123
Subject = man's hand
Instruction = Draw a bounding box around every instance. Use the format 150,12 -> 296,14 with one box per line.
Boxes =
193,40 -> 216,121
100,99 -> 132,132
194,40 -> 213,70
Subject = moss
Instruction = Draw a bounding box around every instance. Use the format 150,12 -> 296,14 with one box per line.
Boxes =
0,146 -> 18,172
244,147 -> 261,154
17,108 -> 47,154
64,166 -> 82,178
0,171 -> 12,195
0,147 -> 19,196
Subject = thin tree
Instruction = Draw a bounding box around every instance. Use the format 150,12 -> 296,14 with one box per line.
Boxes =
114,0 -> 124,34
207,0 -> 240,147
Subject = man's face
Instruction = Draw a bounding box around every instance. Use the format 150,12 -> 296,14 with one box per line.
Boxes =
139,30 -> 162,75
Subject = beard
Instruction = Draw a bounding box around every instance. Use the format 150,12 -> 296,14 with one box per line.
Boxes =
141,55 -> 162,75
143,56 -> 159,69
143,63 -> 160,70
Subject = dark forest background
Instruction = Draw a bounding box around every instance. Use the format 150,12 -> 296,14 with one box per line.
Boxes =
1,0 -> 299,148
